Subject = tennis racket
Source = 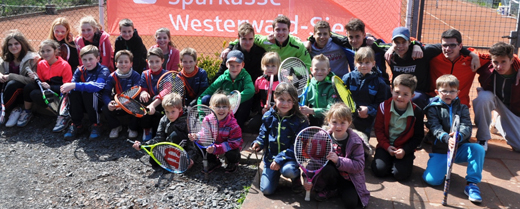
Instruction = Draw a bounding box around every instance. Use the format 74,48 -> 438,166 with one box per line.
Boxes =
114,94 -> 148,118
332,75 -> 356,113
227,90 -> 241,114
127,139 -> 191,173
294,126 -> 333,201
26,67 -> 60,115
59,43 -> 70,62
278,57 -> 309,106
0,83 -> 5,124
265,74 -> 274,109
187,105 -> 219,180
157,71 -> 185,100
442,115 -> 461,206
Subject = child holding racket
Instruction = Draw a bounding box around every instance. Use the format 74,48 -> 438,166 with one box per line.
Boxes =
342,47 -> 390,138
133,92 -> 195,170
300,54 -> 337,127
19,39 -> 72,127
178,47 -> 209,106
74,16 -> 114,72
48,17 -> 79,73
114,18 -> 147,74
0,30 -> 40,127
422,75 -> 484,203
61,45 -> 110,140
251,82 -> 309,195
303,103 -> 369,206
139,47 -> 169,141
371,74 -> 423,181
149,28 -> 179,72
103,50 -> 141,139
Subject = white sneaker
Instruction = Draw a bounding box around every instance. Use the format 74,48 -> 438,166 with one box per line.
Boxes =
128,129 -> 138,139
5,107 -> 22,127
479,140 -> 488,152
109,126 -> 122,139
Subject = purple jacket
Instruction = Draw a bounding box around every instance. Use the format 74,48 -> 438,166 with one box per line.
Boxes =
329,128 -> 370,207
211,113 -> 243,155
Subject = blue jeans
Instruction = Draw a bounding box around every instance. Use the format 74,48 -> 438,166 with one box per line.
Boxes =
422,143 -> 485,186
260,160 -> 300,195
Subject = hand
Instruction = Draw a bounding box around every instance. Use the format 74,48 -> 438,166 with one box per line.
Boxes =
303,181 -> 313,191
411,45 -> 424,60
394,148 -> 405,159
41,82 -> 50,90
60,83 -> 75,93
108,101 -> 118,111
326,151 -> 339,164
140,91 -> 150,103
220,48 -> 231,60
267,33 -> 275,44
251,142 -> 261,152
270,161 -> 281,171
147,104 -> 156,115
262,107 -> 268,115
469,52 -> 481,72
0,73 -> 8,83
207,146 -> 215,154
27,71 -> 37,80
448,134 -> 456,151
366,33 -> 376,46
385,46 -> 395,63
357,106 -> 369,118
304,41 -> 312,53
188,133 -> 198,141
387,146 -> 397,156
132,141 -> 141,150
299,106 -> 314,115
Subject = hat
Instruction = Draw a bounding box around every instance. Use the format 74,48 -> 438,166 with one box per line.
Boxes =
226,50 -> 244,64
392,27 -> 410,41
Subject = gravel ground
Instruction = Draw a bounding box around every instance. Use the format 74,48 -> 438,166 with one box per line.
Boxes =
0,114 -> 258,209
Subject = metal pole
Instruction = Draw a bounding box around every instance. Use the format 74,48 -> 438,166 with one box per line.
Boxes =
515,2 -> 520,54
405,0 -> 413,29
99,0 -> 104,30
417,0 -> 426,41
411,0 -> 421,37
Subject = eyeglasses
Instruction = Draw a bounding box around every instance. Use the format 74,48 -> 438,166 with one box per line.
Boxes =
441,43 -> 459,49
439,90 -> 458,95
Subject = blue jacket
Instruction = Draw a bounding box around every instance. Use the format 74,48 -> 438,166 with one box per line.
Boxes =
254,108 -> 309,165
342,68 -> 390,117
102,70 -> 141,105
179,67 -> 209,105
72,63 -> 110,93
139,69 -> 168,98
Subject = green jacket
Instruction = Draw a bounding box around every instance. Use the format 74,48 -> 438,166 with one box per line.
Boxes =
231,34 -> 312,70
304,72 -> 337,118
197,69 -> 254,104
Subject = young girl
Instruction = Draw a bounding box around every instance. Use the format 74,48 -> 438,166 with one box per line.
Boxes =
0,30 -> 40,127
48,17 -> 79,73
149,28 -> 180,72
246,52 -> 281,133
189,93 -> 243,173
103,50 -> 141,139
19,40 -> 72,127
178,47 -> 208,106
139,47 -> 168,141
251,82 -> 309,195
74,16 -> 114,72
304,103 -> 369,207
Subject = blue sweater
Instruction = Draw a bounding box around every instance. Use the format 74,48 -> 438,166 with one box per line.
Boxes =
139,69 -> 168,97
180,67 -> 209,105
342,68 -> 390,117
102,70 -> 141,105
72,63 -> 110,93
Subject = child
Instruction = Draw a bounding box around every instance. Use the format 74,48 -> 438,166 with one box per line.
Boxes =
300,54 -> 337,127
0,30 -> 40,127
342,47 -> 390,137
103,50 -> 141,139
423,74 -> 484,203
189,93 -> 243,173
149,28 -> 180,72
20,40 -> 72,127
139,47 -> 169,141
247,52 -> 281,133
178,47 -> 209,106
251,82 -> 309,195
197,50 -> 254,129
61,45 -> 110,140
371,74 -> 424,181
74,16 -> 114,72
133,92 -> 195,171
303,103 -> 369,207
48,17 -> 79,72
114,18 -> 147,74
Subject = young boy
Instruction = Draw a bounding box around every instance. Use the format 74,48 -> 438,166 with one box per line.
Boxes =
197,50 -> 254,129
114,18 -> 147,74
474,42 -> 520,152
371,74 -> 424,181
133,92 -> 196,171
342,47 -> 390,137
190,93 -> 243,173
178,47 -> 209,106
423,74 -> 484,203
300,54 -> 337,126
102,50 -> 141,139
61,45 -> 110,140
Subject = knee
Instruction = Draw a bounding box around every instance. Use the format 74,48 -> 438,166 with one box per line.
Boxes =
371,158 -> 390,177
422,172 -> 444,186
201,95 -> 211,105
260,186 -> 276,195
473,90 -> 494,103
280,162 -> 300,179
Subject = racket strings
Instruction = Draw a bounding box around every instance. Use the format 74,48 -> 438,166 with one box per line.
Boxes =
152,145 -> 190,173
116,95 -> 147,115
121,86 -> 141,99
279,59 -> 308,95
295,128 -> 331,172
227,91 -> 241,114
188,106 -> 218,148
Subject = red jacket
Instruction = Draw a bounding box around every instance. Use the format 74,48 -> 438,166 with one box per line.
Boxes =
374,98 -> 424,155
37,56 -> 72,84
75,30 -> 114,72
149,45 -> 180,72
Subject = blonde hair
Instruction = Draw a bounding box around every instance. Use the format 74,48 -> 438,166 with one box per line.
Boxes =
261,52 -> 281,68
162,92 -> 183,109
354,46 -> 375,63
48,17 -> 74,47
155,27 -> 177,48
39,39 -> 60,57
312,54 -> 330,69
180,47 -> 197,62
436,74 -> 459,89
325,103 -> 353,124
115,50 -> 134,63
1,30 -> 34,62
78,16 -> 101,34
209,93 -> 230,107
79,45 -> 99,58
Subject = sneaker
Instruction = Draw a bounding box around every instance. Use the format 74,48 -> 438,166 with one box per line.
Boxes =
17,109 -> 32,127
315,189 -> 338,202
479,140 -> 488,152
291,178 -> 304,193
128,129 -> 138,139
64,124 -> 82,140
89,124 -> 101,139
464,183 -> 482,203
225,163 -> 238,173
142,128 -> 152,141
53,116 -> 71,132
109,126 -> 122,139
5,107 -> 22,127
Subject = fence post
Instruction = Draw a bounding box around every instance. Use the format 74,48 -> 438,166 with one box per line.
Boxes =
410,0 -> 421,38
405,0 -> 413,29
416,0 -> 426,42
99,0 -> 104,30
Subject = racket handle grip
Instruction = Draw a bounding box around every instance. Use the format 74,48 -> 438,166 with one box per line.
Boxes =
305,191 -> 311,201
126,139 -> 135,144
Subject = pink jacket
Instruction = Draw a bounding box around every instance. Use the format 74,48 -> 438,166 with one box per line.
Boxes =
149,45 -> 180,72
74,30 -> 114,72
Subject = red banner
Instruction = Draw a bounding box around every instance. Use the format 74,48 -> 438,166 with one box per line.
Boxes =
107,0 -> 401,42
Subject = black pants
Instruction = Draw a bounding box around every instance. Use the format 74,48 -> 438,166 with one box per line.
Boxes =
102,104 -> 138,130
2,80 -> 24,110
201,148 -> 241,165
308,114 -> 325,127
235,98 -> 252,130
353,114 -> 375,138
23,82 -> 61,108
69,90 -> 102,126
371,147 -> 415,181
313,163 -> 361,208
140,103 -> 163,137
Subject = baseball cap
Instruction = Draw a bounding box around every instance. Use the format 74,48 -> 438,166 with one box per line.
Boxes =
392,27 -> 410,41
226,50 -> 244,64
